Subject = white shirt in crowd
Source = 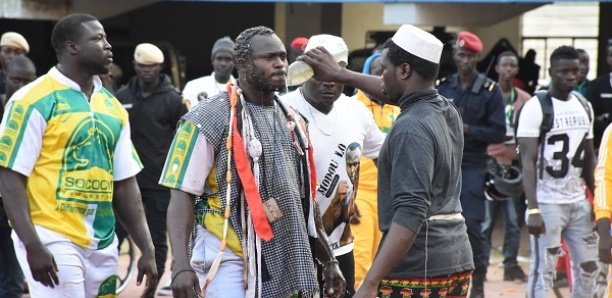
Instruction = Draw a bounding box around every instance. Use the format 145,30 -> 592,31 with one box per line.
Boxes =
281,89 -> 385,256
516,93 -> 593,204
182,72 -> 236,109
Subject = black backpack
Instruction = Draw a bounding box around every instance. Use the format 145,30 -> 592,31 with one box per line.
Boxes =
514,90 -> 592,179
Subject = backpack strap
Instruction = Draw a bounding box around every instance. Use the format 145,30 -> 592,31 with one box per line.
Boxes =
535,91 -> 553,180
571,90 -> 593,124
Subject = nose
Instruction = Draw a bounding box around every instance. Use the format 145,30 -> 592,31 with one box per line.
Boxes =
272,56 -> 286,68
5,51 -> 16,61
103,38 -> 112,50
322,81 -> 336,88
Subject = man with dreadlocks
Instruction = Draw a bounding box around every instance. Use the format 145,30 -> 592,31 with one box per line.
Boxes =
160,26 -> 346,298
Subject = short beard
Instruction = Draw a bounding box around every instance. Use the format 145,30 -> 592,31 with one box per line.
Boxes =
246,61 -> 285,93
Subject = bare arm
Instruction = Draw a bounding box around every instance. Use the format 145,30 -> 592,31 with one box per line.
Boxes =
356,223 -> 417,298
596,218 -> 612,263
113,176 -> 158,296
167,189 -> 202,298
313,200 -> 346,298
298,47 -> 387,101
0,168 -> 41,252
0,167 -> 59,287
518,137 -> 545,235
167,189 -> 196,271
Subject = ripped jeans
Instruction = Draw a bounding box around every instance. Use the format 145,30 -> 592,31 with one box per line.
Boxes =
527,200 -> 599,298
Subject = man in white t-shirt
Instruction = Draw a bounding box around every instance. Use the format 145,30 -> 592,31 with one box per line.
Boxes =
517,45 -> 599,298
282,35 -> 385,296
182,36 -> 236,108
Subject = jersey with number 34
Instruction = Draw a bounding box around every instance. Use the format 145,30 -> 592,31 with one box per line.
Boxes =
516,94 -> 593,204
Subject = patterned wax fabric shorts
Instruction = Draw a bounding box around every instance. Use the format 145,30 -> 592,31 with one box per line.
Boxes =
378,271 -> 472,298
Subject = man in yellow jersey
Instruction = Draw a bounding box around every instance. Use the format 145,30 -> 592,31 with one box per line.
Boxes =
350,52 -> 400,289
0,13 -> 157,297
594,122 -> 612,297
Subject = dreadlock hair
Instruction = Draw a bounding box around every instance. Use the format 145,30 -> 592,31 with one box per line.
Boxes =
383,39 -> 439,81
51,13 -> 98,58
550,46 -> 579,68
496,50 -> 518,65
234,26 -> 275,70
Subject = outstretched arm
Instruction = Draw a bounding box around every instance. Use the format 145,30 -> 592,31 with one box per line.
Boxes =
113,176 -> 158,297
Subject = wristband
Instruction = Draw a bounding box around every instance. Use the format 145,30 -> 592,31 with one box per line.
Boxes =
527,208 -> 541,215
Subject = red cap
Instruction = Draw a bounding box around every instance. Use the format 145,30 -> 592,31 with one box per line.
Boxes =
291,37 -> 309,51
455,31 -> 483,53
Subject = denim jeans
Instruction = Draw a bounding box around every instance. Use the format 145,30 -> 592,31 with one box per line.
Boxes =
482,197 -> 521,268
0,200 -> 24,298
526,200 -> 599,298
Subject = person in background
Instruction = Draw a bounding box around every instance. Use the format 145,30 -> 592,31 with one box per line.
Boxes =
482,51 -> 530,284
0,55 -> 36,298
587,40 -> 612,151
115,42 -> 189,297
517,45 -> 598,298
182,36 -> 236,108
575,49 -> 590,97
0,32 -> 29,96
282,35 -> 385,296
437,31 -> 506,298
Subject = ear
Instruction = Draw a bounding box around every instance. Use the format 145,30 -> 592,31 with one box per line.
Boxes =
398,63 -> 412,80
66,41 -> 79,56
236,57 -> 247,71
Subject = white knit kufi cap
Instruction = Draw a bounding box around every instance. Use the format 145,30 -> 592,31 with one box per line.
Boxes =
0,32 -> 29,53
304,34 -> 348,64
391,25 -> 443,64
134,43 -> 164,65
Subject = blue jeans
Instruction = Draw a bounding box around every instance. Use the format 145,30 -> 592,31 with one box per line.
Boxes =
482,197 -> 521,267
0,200 -> 24,298
527,200 -> 599,298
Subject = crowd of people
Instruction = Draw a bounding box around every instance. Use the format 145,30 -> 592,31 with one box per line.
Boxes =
1,11 -> 612,298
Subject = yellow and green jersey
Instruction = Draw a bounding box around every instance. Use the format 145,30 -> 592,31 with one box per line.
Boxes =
160,120 -> 243,256
0,67 -> 142,250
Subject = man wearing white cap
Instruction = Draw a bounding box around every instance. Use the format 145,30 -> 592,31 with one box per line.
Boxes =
0,32 -> 30,96
116,42 -> 189,297
182,36 -> 236,108
281,34 -> 385,296
299,25 -> 474,298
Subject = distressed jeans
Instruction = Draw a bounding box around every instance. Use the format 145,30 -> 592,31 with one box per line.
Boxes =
527,200 -> 599,298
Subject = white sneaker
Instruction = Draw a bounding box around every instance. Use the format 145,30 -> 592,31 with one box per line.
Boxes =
156,279 -> 172,296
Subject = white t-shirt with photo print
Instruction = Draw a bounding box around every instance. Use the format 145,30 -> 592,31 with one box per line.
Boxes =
281,89 -> 385,256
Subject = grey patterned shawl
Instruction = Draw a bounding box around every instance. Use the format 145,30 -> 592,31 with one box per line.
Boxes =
183,92 -> 319,298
